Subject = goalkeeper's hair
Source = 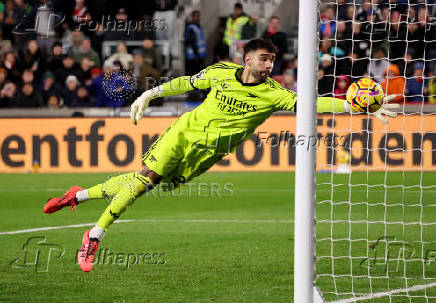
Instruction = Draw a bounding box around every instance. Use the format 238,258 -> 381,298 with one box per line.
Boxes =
243,39 -> 278,58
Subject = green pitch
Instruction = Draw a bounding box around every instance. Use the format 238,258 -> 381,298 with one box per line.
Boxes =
0,172 -> 435,302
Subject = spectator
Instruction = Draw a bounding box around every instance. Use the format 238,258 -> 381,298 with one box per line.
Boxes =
74,37 -> 101,67
399,48 -> 417,78
0,40 -> 13,57
407,7 -> 426,60
3,0 -> 20,42
356,0 -> 376,23
132,50 -> 159,92
341,51 -> 367,82
379,4 -> 390,24
19,40 -> 44,79
185,10 -> 207,75
336,0 -> 349,21
90,23 -> 105,59
70,30 -> 84,54
47,42 -> 64,71
54,53 -> 79,85
282,71 -> 297,91
347,21 -> 370,60
21,69 -> 35,86
76,57 -> 94,86
262,16 -> 287,75
132,50 -> 144,79
222,3 -> 256,56
381,64 -> 405,103
39,71 -> 62,105
12,0 -> 33,50
2,51 -> 21,83
318,54 -> 335,96
335,21 -> 352,56
334,75 -> 350,100
107,42 -> 133,70
0,81 -> 17,107
47,94 -> 60,108
60,21 -> 73,53
388,10 -> 407,66
140,39 -> 162,74
319,39 -> 345,61
74,86 -> 94,107
72,0 -> 88,25
368,48 -> 389,83
89,61 -> 124,108
0,67 -> 7,88
62,75 -> 80,107
320,5 -> 336,39
427,65 -> 436,104
15,83 -> 43,108
104,8 -> 132,41
425,9 -> 436,72
345,4 -> 356,21
405,62 -> 426,102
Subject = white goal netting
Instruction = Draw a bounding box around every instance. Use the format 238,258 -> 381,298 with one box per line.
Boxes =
315,1 -> 436,302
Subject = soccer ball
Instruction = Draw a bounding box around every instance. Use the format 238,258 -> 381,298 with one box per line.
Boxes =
346,78 -> 384,113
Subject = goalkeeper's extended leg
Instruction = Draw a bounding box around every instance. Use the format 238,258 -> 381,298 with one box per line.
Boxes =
76,168 -> 161,272
43,169 -> 161,272
43,172 -> 155,213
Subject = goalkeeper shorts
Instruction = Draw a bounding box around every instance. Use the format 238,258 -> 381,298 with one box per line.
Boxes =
142,112 -> 226,190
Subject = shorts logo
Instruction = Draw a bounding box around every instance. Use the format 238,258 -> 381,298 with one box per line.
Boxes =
149,155 -> 157,162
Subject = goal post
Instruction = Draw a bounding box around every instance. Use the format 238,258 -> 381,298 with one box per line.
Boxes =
309,1 -> 436,302
294,0 -> 319,302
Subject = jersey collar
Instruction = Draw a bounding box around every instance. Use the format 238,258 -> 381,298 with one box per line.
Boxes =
235,68 -> 265,86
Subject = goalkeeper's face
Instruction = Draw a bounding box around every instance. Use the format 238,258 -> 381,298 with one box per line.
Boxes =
246,49 -> 276,81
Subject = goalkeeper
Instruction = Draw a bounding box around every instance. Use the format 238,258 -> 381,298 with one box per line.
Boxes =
43,39 -> 398,272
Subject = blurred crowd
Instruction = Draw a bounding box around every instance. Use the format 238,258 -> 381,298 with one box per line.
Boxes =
0,0 -> 170,108
0,0 -> 435,109
317,0 -> 436,103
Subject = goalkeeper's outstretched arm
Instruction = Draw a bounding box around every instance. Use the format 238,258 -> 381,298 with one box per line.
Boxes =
316,97 -> 351,113
316,96 -> 400,124
130,76 -> 197,125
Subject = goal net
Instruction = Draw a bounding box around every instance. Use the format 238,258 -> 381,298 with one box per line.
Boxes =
314,1 -> 436,302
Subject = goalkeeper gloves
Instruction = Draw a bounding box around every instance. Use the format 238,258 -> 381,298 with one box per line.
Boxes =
130,86 -> 162,125
372,95 -> 400,124
344,94 -> 400,124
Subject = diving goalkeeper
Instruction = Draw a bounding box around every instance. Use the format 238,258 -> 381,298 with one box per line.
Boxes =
43,39 -> 398,272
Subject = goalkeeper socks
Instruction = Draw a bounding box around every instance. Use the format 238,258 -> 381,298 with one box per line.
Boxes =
96,173 -> 154,231
75,190 -> 89,202
89,225 -> 105,242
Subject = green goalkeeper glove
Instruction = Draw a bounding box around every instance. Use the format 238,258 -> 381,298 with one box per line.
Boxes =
130,86 -> 162,125
372,95 -> 401,124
